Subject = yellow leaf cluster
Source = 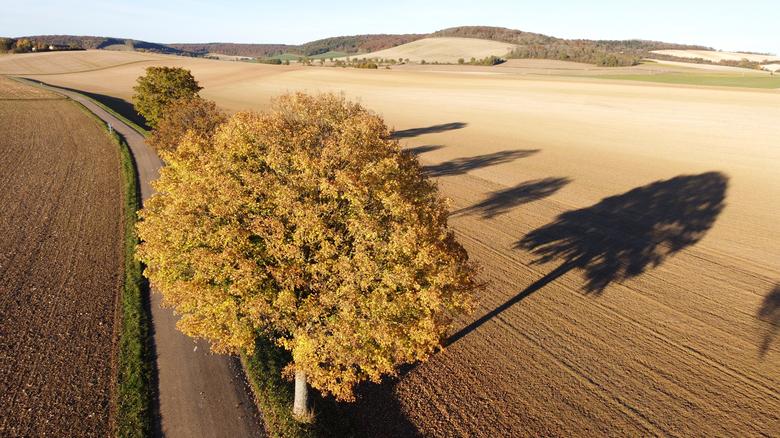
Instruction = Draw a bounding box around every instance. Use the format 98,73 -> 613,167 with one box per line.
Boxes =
136,92 -> 477,401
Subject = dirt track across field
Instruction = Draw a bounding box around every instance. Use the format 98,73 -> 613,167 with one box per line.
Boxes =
12,51 -> 780,436
0,77 -> 122,436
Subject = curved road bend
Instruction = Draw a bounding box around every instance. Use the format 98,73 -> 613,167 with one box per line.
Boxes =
37,83 -> 264,437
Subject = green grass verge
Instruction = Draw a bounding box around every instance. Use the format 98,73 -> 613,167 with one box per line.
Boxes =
113,124 -> 153,438
74,100 -> 153,437
242,337 -> 356,438
589,72 -> 780,89
242,337 -> 316,438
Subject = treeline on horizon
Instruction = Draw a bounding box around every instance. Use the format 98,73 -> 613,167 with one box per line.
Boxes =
4,27 -> 772,69
432,26 -> 713,67
0,35 -> 190,55
169,34 -> 425,58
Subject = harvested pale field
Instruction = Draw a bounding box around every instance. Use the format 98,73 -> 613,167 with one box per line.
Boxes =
0,77 -> 124,436
361,37 -> 516,63
14,51 -> 780,436
396,58 -> 710,77
0,49 -> 168,75
645,58 -> 773,73
652,49 -> 780,63
764,63 -> 780,72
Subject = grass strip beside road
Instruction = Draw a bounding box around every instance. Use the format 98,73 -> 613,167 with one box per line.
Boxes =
242,337 -> 316,438
76,100 -> 153,437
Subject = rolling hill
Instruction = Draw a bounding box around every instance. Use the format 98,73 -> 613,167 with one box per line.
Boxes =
361,37 -> 516,63
4,26 -> 770,68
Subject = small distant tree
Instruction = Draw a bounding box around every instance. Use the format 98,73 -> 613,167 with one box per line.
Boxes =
458,58 -> 465,65
137,93 -> 477,419
147,97 -> 226,155
0,38 -> 13,53
420,59 -> 427,65
132,67 -> 202,128
14,38 -> 32,53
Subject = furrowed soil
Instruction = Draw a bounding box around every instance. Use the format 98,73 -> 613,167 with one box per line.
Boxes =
10,51 -> 780,436
0,77 -> 123,436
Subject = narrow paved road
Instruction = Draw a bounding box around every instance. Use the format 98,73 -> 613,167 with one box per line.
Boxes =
34,81 -> 264,438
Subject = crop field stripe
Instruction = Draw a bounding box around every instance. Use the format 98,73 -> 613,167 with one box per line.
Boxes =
68,95 -> 153,437
0,97 -> 67,101
8,59 -> 154,77
583,73 -> 780,89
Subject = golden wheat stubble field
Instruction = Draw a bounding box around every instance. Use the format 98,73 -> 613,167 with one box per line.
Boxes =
0,76 -> 124,436
10,51 -> 780,436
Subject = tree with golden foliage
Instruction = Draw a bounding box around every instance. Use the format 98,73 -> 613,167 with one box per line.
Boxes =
136,93 -> 477,418
147,97 -> 226,155
132,67 -> 202,128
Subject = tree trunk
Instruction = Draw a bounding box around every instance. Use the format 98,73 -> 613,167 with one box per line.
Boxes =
293,369 -> 310,420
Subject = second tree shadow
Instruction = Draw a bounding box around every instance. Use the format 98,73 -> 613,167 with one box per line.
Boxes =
425,149 -> 539,177
757,284 -> 780,356
447,172 -> 728,345
453,177 -> 571,218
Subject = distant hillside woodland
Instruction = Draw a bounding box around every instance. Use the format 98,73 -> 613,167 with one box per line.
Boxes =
1,27 -> 719,67
169,34 -> 426,58
0,35 -> 189,55
432,27 -> 710,66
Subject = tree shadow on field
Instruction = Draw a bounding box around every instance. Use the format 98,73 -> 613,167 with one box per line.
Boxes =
325,364 -> 421,438
757,284 -> 780,357
391,122 -> 467,139
403,144 -> 445,157
247,335 -> 420,437
447,172 -> 728,346
70,88 -> 150,130
453,177 -> 571,219
424,149 -> 539,177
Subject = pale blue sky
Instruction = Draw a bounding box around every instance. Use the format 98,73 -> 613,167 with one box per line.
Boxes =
2,0 -> 778,54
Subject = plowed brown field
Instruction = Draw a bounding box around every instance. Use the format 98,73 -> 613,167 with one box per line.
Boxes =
9,51 -> 780,436
0,77 -> 123,436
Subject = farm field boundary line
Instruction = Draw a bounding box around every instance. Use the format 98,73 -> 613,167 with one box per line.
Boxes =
0,96 -> 66,101
5,59 -> 156,76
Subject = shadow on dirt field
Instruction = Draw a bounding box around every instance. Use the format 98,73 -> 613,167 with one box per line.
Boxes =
757,284 -> 780,357
453,177 -> 571,218
392,122 -> 467,139
447,171 -> 728,346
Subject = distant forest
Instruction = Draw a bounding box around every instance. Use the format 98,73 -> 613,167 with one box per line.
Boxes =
0,35 -> 189,55
170,34 -> 425,58
2,26 -> 737,68
433,26 -> 711,67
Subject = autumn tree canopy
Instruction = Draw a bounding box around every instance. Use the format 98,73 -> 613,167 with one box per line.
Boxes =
136,92 -> 477,403
132,67 -> 202,128
147,97 -> 226,155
